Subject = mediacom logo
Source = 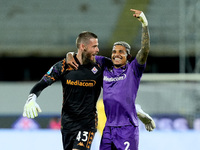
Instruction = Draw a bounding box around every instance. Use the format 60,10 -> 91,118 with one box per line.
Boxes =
103,74 -> 126,82
66,80 -> 96,87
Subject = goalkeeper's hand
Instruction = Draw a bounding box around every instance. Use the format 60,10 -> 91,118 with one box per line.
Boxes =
136,104 -> 156,132
23,93 -> 42,118
130,9 -> 148,27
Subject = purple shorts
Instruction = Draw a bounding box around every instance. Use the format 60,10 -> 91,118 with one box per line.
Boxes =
100,125 -> 139,150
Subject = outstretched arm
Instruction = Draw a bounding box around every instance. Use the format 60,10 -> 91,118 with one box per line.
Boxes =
23,60 -> 63,119
23,80 -> 48,119
131,9 -> 150,65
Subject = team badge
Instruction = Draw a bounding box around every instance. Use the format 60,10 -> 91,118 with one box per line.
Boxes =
91,67 -> 98,74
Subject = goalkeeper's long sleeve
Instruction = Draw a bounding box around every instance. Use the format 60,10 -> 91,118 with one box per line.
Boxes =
30,79 -> 49,97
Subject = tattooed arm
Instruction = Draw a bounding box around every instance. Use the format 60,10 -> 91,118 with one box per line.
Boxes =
136,26 -> 150,65
131,9 -> 150,65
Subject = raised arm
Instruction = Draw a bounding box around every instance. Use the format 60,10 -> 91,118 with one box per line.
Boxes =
131,9 -> 150,65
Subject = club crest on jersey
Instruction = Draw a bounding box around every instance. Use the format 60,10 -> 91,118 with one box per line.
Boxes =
91,67 -> 98,74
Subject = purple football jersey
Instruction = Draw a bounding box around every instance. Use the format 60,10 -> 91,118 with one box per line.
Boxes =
95,56 -> 146,126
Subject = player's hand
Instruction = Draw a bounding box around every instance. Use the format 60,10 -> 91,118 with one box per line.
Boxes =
144,117 -> 156,132
136,104 -> 156,131
23,94 -> 42,118
138,112 -> 156,131
130,9 -> 148,27
66,52 -> 79,70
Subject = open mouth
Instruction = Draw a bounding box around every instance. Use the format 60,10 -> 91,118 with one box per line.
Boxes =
114,58 -> 121,61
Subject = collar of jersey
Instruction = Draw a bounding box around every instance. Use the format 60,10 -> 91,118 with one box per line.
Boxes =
74,54 -> 81,66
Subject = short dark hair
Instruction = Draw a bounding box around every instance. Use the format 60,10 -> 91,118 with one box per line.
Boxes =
76,31 -> 98,48
113,41 -> 131,55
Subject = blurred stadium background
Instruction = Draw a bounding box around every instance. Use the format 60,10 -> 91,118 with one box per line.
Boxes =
0,0 -> 200,149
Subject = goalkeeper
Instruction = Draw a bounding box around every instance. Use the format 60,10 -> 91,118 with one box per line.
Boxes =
66,9 -> 154,150
23,31 -> 103,150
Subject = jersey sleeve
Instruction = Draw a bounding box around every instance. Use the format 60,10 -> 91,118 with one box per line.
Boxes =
130,58 -> 146,78
95,55 -> 112,69
29,79 -> 49,97
42,59 -> 66,85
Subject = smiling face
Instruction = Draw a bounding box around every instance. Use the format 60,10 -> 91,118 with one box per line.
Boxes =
111,45 -> 128,68
82,38 -> 99,63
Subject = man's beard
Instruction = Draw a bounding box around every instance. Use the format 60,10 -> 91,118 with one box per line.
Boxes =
82,50 -> 95,65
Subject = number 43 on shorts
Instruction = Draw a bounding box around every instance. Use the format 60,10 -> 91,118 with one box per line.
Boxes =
76,130 -> 95,149
76,131 -> 89,142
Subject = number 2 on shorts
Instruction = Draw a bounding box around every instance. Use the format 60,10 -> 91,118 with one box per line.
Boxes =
124,141 -> 130,150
